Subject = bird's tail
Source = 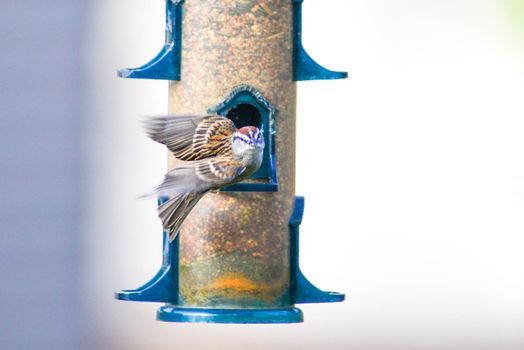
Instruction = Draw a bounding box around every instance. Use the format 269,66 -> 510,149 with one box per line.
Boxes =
158,192 -> 203,241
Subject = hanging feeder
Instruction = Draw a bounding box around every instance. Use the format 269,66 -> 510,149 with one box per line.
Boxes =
116,0 -> 347,324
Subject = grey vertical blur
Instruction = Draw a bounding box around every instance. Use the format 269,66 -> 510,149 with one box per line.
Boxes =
0,2 -> 86,349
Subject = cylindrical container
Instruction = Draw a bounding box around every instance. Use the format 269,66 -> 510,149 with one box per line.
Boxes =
169,0 -> 295,310
115,0 -> 346,324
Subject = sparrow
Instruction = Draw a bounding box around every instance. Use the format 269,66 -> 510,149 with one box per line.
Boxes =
143,114 -> 265,241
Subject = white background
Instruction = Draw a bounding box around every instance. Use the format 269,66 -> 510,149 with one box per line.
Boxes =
83,1 -> 524,349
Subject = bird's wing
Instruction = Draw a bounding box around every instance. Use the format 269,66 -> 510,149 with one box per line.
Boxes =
155,157 -> 245,194
142,115 -> 237,161
156,157 -> 246,240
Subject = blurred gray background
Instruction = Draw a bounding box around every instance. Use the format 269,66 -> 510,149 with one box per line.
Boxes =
0,2 -> 86,349
1,1 -> 524,349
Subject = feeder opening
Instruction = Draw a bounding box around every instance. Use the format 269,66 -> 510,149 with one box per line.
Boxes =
226,103 -> 262,129
209,85 -> 278,192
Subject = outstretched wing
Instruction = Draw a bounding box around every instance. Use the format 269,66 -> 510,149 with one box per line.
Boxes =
143,115 -> 237,161
155,157 -> 245,194
156,157 -> 246,240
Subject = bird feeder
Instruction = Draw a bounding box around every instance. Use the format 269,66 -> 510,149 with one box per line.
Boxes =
116,0 -> 347,324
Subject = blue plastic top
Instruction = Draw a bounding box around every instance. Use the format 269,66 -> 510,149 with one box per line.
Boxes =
117,0 -> 184,80
292,0 -> 348,81
118,0 -> 347,82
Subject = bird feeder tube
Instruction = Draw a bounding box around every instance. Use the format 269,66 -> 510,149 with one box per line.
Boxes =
116,0 -> 347,324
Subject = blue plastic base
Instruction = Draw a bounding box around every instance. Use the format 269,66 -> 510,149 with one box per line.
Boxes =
116,197 -> 345,324
157,306 -> 304,324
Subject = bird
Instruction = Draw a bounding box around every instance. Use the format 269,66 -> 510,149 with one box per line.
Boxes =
142,114 -> 265,241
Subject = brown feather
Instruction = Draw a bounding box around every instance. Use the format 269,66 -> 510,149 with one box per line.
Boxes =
142,115 -> 236,161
